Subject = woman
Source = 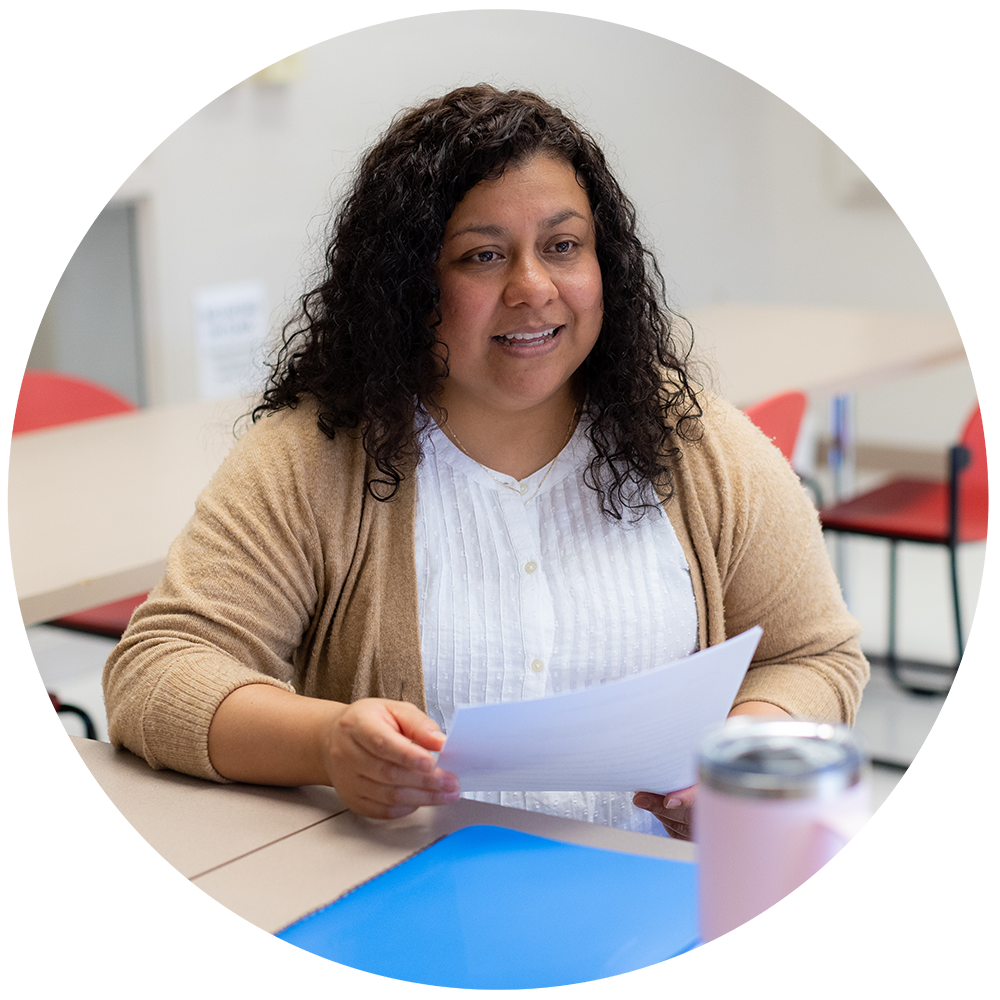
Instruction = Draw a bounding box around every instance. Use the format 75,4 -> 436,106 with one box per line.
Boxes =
103,84 -> 868,840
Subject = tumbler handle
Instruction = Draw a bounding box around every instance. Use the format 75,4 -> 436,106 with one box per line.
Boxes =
813,812 -> 891,949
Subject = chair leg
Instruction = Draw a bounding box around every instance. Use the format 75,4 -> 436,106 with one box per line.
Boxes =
56,703 -> 98,740
948,544 -> 974,778
886,540 -> 900,687
872,541 -> 975,782
823,528 -> 960,695
883,540 -> 958,697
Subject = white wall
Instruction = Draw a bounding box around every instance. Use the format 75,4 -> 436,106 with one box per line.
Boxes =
107,10 -> 966,441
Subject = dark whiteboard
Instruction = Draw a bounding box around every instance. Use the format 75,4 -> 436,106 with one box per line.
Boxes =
869,10 -> 989,156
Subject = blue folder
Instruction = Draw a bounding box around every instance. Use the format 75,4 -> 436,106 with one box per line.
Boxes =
276,824 -> 699,988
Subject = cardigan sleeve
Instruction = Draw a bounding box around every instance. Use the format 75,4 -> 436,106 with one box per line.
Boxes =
102,406 -> 333,781
674,396 -> 869,723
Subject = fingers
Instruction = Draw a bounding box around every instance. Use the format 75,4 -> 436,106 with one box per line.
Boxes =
326,699 -> 461,819
340,699 -> 441,773
634,785 -> 696,810
633,785 -> 697,841
664,785 -> 697,810
359,755 -> 459,800
349,769 -> 460,819
353,768 -> 460,814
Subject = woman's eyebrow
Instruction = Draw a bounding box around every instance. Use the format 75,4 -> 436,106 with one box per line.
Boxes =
446,222 -> 507,241
542,208 -> 587,229
445,209 -> 589,242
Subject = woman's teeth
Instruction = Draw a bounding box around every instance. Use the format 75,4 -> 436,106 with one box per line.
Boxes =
497,328 -> 557,345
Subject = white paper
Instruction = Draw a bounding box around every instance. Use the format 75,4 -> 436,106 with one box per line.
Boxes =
437,626 -> 762,794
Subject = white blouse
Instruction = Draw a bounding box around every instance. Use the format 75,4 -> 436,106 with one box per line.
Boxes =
414,417 -> 699,835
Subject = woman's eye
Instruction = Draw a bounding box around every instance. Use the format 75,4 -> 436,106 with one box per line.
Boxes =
470,250 -> 500,263
551,240 -> 575,253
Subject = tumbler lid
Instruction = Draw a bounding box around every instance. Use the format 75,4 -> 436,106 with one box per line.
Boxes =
697,718 -> 863,800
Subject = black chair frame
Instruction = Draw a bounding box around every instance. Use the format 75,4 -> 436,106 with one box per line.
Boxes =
56,701 -> 97,740
824,444 -> 970,696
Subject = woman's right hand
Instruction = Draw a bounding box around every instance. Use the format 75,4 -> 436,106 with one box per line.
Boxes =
321,697 -> 461,819
208,685 -> 460,818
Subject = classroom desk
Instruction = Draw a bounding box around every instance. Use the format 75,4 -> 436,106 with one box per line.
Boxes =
10,396 -> 250,626
685,304 -> 964,407
7,726 -> 988,989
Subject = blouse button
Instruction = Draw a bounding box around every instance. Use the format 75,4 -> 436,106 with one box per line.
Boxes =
519,483 -> 529,495
530,659 -> 545,673
524,561 -> 538,574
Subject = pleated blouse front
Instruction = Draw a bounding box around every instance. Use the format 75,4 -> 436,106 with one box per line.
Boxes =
414,417 -> 699,835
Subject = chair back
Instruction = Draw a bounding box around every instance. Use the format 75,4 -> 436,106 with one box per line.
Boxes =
13,370 -> 136,435
959,405 -> 987,491
742,390 -> 807,462
951,403 -> 988,542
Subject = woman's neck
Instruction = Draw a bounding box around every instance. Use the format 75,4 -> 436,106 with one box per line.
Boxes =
428,391 -> 581,481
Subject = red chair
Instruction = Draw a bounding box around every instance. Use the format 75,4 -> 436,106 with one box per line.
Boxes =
819,404 -> 987,692
742,390 -> 807,463
14,370 -> 136,433
743,390 -> 823,505
14,371 -> 149,637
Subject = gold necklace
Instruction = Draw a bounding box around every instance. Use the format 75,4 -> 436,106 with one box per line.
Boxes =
442,407 -> 580,505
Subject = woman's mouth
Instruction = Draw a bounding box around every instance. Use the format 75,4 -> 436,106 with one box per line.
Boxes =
494,327 -> 560,347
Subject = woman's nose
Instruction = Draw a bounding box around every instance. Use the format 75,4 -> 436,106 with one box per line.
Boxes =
503,254 -> 557,308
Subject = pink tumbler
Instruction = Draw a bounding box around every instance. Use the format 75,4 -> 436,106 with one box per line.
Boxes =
694,718 -> 870,943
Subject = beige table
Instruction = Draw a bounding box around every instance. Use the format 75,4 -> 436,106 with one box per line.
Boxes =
7,726 -> 988,989
685,304 -> 964,407
10,396 -> 250,625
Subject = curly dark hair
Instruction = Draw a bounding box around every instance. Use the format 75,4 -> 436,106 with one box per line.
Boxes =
254,83 -> 702,517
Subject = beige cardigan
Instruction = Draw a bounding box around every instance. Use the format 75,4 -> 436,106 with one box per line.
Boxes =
103,394 -> 868,781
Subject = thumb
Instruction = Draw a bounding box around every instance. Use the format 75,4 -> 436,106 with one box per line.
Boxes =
660,784 -> 698,809
386,700 -> 446,751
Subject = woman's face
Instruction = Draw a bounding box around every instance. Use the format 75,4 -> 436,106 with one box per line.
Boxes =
433,154 -> 603,418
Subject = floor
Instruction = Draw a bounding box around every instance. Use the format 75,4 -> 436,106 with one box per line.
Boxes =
7,524 -> 989,899
831,538 -> 989,899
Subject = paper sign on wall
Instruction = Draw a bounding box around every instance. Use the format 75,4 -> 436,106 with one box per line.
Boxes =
194,281 -> 269,399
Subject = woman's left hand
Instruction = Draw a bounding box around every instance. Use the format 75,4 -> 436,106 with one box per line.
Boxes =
633,786 -> 697,840
634,701 -> 792,839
